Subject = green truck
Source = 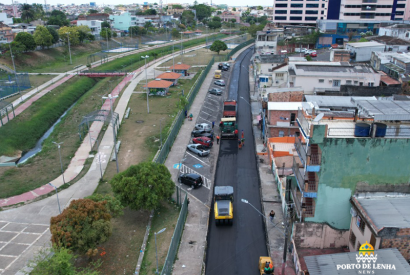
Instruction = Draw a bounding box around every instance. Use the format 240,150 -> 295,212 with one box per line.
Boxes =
219,117 -> 238,139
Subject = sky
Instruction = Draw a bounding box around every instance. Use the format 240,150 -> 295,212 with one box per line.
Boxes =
15,0 -> 265,9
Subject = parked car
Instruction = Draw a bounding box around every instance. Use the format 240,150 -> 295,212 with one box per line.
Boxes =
304,50 -> 317,56
195,123 -> 212,132
295,48 -> 308,53
223,62 -> 230,67
214,80 -> 226,86
222,65 -> 229,71
191,130 -> 214,139
208,88 -> 223,95
193,137 -> 213,147
310,52 -> 317,57
178,173 -> 203,189
187,144 -> 210,157
218,63 -> 223,69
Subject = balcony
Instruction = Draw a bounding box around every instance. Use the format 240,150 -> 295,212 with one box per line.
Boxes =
294,138 -> 322,171
297,109 -> 310,138
362,0 -> 377,3
291,187 -> 316,219
303,197 -> 315,218
361,5 -> 376,10
292,187 -> 303,218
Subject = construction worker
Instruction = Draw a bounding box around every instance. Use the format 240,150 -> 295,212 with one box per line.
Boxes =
241,130 -> 244,139
216,135 -> 220,144
241,138 -> 245,146
238,139 -> 242,149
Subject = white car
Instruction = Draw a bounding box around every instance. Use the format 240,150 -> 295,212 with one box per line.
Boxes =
295,48 -> 308,53
195,123 -> 212,132
187,144 -> 210,157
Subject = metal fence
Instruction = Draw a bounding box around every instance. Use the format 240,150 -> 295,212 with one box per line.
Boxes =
160,191 -> 188,275
0,73 -> 31,100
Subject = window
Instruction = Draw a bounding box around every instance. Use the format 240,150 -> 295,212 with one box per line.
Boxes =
397,4 -> 405,8
346,80 -> 352,85
356,215 -> 366,233
279,131 -> 285,137
275,10 -> 287,14
291,3 -> 303,7
354,81 -> 358,85
322,4 -> 325,7
306,3 -> 319,7
333,80 -> 341,87
368,82 -> 374,87
359,82 -> 363,86
275,16 -> 287,20
276,73 -> 284,78
305,17 -> 318,20
350,231 -> 356,246
276,3 -> 287,7
290,16 -> 303,20
319,79 -> 324,83
321,10 -> 324,14
306,10 -> 318,14
291,10 -> 303,14
290,113 -> 296,126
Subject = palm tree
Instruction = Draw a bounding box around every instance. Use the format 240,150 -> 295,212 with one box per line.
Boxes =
20,4 -> 35,23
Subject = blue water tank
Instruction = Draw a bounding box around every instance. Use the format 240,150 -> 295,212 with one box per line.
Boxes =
374,123 -> 387,137
354,123 -> 370,137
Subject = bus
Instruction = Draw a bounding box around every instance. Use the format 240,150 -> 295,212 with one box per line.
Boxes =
214,70 -> 222,79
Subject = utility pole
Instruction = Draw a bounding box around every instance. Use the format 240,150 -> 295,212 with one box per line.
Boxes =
102,94 -> 119,173
66,32 -> 72,64
141,55 -> 150,113
180,32 -> 183,63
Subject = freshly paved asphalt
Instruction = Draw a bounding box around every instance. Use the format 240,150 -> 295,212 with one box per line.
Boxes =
205,48 -> 268,274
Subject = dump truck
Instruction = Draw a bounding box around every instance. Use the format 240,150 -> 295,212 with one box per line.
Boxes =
214,70 -> 222,79
259,256 -> 274,275
223,100 -> 237,118
214,186 -> 234,226
219,117 -> 238,139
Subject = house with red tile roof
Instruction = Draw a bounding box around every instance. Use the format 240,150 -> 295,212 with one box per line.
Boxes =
170,63 -> 191,76
157,71 -> 181,85
143,79 -> 173,95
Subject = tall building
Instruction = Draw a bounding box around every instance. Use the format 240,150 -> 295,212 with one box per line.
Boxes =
291,98 -> 410,230
272,0 -> 328,25
338,0 -> 408,21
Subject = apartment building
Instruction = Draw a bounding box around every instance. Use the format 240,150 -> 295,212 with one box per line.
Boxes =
288,62 -> 380,94
338,0 -> 408,21
291,98 -> 410,229
379,23 -> 410,39
255,28 -> 284,55
77,20 -> 102,35
345,41 -> 385,61
273,0 -> 328,25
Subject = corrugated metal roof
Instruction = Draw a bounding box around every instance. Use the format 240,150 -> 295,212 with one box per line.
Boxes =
305,248 -> 410,274
305,96 -> 377,108
356,196 -> 410,230
353,100 -> 410,121
346,41 -> 385,48
295,64 -> 374,73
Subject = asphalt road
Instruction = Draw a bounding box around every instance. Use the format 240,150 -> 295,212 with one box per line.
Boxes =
205,48 -> 268,275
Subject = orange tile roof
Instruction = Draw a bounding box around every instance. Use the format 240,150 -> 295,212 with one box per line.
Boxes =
144,79 -> 173,88
380,74 -> 401,85
183,31 -> 194,34
170,63 -> 191,70
194,29 -> 203,32
157,72 -> 182,80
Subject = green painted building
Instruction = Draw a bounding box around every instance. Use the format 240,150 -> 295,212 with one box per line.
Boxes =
291,100 -> 410,230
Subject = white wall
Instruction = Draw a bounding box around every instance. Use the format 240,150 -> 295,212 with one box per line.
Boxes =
0,13 -> 13,25
345,45 -> 385,62
77,20 -> 102,35
348,215 -> 381,252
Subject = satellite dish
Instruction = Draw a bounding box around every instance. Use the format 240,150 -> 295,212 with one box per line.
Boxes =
313,113 -> 324,124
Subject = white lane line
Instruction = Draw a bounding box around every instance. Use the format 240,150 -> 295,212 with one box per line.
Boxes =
202,105 -> 217,112
198,116 -> 212,123
185,152 -> 211,166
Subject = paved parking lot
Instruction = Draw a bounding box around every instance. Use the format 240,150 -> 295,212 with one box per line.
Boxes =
176,63 -> 233,205
0,221 -> 49,275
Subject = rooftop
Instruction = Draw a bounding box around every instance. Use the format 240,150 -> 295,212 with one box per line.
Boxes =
370,35 -> 410,46
297,247 -> 346,272
304,95 -> 377,109
352,196 -> 410,232
143,79 -> 173,88
170,63 -> 191,70
354,99 -> 410,121
380,74 -> 401,85
157,71 -> 181,80
346,41 -> 385,48
291,62 -> 375,74
304,248 -> 410,275
268,102 -> 312,111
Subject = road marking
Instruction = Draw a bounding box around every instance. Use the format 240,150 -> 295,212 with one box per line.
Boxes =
207,97 -> 219,104
201,110 -> 216,118
202,105 -> 217,112
185,152 -> 210,166
198,116 -> 212,123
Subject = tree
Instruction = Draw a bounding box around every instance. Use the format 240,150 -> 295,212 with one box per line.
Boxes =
86,194 -> 124,218
20,4 -> 35,23
248,23 -> 264,37
77,25 -> 91,43
47,26 -> 59,44
195,4 -> 211,21
172,4 -> 183,9
12,17 -> 22,23
34,26 -> 53,49
32,3 -> 45,20
212,16 -> 221,22
100,28 -> 112,39
88,9 -> 98,14
144,21 -> 153,28
110,162 -> 174,210
231,18 -> 236,23
257,5 -> 263,10
48,10 -> 69,26
178,23 -> 186,29
207,20 -> 221,29
58,26 -> 80,46
104,7 -> 113,14
0,41 -> 26,57
232,7 -> 236,11
181,10 -> 195,25
14,32 -> 36,51
101,21 -> 110,29
210,40 -> 227,55
171,28 -> 179,38
50,199 -> 112,254
144,9 -> 157,15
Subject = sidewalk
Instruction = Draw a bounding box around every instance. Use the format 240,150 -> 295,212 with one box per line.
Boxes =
170,44 -> 254,275
248,64 -> 297,275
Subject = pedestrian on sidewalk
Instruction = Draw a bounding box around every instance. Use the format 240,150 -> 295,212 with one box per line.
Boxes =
216,135 -> 220,144
269,210 -> 275,222
212,121 -> 215,128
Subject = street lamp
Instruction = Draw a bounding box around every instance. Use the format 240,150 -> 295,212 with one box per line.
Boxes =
52,141 -> 65,185
159,117 -> 165,148
48,182 -> 61,214
102,94 -> 119,173
141,55 -> 150,113
240,96 -> 251,106
66,32 -> 72,65
155,228 -> 166,274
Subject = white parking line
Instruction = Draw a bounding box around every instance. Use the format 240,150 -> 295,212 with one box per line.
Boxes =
201,110 -> 216,118
207,97 -> 219,104
185,152 -> 210,166
202,105 -> 217,112
198,116 -> 212,123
